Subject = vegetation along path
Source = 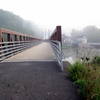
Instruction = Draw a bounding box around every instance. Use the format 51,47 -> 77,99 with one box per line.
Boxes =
0,61 -> 80,100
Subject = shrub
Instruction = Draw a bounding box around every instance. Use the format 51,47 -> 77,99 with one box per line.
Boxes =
74,79 -> 87,98
92,78 -> 100,100
68,60 -> 100,100
68,62 -> 88,81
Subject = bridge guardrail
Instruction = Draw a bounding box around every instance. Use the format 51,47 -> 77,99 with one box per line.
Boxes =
0,41 -> 34,61
50,40 -> 64,71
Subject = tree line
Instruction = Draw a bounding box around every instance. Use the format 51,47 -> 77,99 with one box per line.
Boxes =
71,25 -> 100,43
0,9 -> 35,35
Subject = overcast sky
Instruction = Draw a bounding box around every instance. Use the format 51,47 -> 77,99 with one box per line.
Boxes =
0,0 -> 100,35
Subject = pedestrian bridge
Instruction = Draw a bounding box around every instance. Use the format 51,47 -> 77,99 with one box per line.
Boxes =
0,26 -> 80,100
3,41 -> 56,62
0,26 -> 64,71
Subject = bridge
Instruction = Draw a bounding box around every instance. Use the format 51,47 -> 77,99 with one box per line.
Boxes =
0,26 -> 80,100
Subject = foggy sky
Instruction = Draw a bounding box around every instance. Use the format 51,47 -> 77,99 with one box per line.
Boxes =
0,0 -> 100,35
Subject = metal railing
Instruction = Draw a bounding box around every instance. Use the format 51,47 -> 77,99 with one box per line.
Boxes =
50,40 -> 64,71
0,41 -> 34,61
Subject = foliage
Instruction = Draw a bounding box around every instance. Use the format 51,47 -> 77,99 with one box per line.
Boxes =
0,9 -> 35,35
68,62 -> 88,81
68,60 -> 100,100
74,79 -> 87,97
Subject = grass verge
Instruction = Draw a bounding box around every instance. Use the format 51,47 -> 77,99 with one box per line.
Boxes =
67,57 -> 100,100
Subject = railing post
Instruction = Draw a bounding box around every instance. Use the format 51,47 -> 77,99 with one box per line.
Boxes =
56,26 -> 62,43
50,26 -> 62,43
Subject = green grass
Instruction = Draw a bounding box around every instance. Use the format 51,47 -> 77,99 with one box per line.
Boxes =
67,58 -> 100,100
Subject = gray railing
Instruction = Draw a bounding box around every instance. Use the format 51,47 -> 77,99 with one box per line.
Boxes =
0,41 -> 34,61
50,40 -> 64,71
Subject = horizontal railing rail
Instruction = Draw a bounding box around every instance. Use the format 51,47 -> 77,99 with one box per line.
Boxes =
0,41 -> 36,61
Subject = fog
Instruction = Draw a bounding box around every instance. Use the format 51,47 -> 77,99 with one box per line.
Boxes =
0,0 -> 100,36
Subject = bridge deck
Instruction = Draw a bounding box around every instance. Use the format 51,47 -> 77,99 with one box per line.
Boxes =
3,41 -> 56,62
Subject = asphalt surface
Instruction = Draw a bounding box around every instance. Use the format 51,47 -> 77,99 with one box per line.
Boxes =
0,61 -> 80,100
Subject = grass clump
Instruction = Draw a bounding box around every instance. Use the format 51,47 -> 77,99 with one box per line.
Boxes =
68,62 -> 88,81
68,59 -> 100,100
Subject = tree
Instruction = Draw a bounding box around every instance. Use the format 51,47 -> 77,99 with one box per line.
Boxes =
0,9 -> 36,35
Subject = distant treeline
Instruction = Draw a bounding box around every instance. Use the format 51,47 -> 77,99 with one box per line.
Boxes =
71,26 -> 100,43
0,9 -> 35,35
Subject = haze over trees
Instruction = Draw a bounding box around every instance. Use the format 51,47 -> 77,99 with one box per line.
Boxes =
0,9 -> 39,37
83,26 -> 100,43
71,26 -> 100,43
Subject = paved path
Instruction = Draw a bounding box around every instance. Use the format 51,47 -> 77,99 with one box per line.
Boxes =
0,61 -> 80,100
3,42 -> 56,62
0,41 -> 81,100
